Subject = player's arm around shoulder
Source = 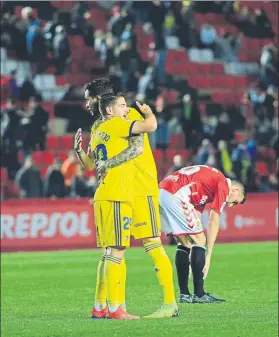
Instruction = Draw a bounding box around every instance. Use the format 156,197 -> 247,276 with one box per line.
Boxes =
105,134 -> 144,170
129,102 -> 157,134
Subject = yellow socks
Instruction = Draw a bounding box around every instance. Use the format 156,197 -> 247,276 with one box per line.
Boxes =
144,239 -> 176,304
94,255 -> 107,310
105,255 -> 122,311
119,257 -> 127,311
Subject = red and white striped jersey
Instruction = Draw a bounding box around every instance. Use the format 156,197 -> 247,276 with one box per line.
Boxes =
159,165 -> 230,215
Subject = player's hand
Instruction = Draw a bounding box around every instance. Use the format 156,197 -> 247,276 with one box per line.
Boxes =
136,101 -> 153,116
74,128 -> 82,152
203,255 -> 211,280
96,160 -> 108,182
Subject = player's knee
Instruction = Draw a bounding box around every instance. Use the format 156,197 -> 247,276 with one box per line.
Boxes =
107,246 -> 126,259
142,236 -> 161,245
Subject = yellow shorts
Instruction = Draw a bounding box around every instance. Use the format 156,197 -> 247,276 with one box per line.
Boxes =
131,195 -> 161,239
94,201 -> 133,248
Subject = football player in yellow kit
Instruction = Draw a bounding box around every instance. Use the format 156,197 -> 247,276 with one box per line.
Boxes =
74,79 -> 178,319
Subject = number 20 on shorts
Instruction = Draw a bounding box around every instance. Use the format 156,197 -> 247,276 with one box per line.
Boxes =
123,217 -> 132,230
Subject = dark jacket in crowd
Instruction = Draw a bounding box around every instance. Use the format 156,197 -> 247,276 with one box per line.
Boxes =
44,168 -> 66,198
15,166 -> 43,198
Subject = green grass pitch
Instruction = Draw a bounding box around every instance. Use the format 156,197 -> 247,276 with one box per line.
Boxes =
1,242 -> 278,337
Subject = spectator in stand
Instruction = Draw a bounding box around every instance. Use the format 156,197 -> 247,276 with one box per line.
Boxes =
116,40 -> 133,92
27,23 -> 47,75
99,32 -> 117,70
44,11 -> 59,51
21,7 -> 39,29
231,142 -> 251,182
154,96 -> 170,151
61,150 -> 78,192
71,1 -> 89,32
263,85 -> 278,121
254,8 -> 274,38
1,98 -> 23,179
1,13 -> 27,60
108,7 -> 130,38
216,140 -> 235,178
149,0 -> 167,48
199,23 -> 217,51
19,74 -> 40,102
229,32 -> 242,61
44,158 -> 66,198
179,94 -> 202,150
27,96 -> 49,150
108,65 -> 122,93
247,85 -> 265,115
71,165 -> 96,198
9,70 -> 19,97
216,32 -> 239,63
15,156 -> 43,198
214,112 -> 234,145
195,139 -> 216,166
232,6 -> 255,37
260,44 -> 278,89
165,154 -> 185,177
179,1 -> 197,48
53,25 -> 71,75
137,66 -> 156,99
203,115 -> 218,144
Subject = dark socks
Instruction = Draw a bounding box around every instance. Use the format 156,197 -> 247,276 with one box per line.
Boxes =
175,245 -> 191,295
191,245 -> 206,297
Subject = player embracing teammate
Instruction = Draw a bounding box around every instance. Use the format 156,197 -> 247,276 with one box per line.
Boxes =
74,79 -> 178,319
74,78 -> 246,319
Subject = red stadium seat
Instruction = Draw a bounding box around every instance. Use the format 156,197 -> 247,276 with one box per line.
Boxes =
57,151 -> 68,162
1,168 -> 8,182
56,76 -> 67,87
152,150 -> 164,165
256,161 -> 269,176
166,149 -> 178,164
212,63 -> 224,75
60,135 -> 73,150
41,151 -> 54,166
234,76 -> 247,89
32,152 -> 42,166
47,136 -> 59,150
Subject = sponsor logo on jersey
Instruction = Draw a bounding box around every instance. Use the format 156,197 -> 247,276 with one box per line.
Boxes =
134,222 -> 147,228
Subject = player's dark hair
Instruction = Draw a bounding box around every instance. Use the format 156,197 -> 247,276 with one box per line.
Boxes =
98,92 -> 125,117
85,78 -> 114,98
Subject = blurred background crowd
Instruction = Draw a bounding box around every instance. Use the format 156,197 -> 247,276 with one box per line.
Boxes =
0,0 -> 278,200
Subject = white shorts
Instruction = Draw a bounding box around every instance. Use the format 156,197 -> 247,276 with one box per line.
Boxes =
159,189 -> 203,236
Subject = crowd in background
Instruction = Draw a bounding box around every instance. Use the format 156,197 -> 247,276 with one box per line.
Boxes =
0,1 -> 278,200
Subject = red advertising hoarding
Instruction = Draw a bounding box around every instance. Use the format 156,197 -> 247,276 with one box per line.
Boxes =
1,193 -> 278,252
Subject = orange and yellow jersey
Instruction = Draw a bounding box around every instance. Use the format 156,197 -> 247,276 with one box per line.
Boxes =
126,108 -> 159,197
89,117 -> 135,202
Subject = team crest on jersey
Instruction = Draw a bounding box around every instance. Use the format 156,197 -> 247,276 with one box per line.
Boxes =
195,219 -> 202,228
199,195 -> 208,205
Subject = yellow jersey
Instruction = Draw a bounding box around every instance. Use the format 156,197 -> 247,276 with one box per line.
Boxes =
126,108 -> 159,197
90,117 -> 135,202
